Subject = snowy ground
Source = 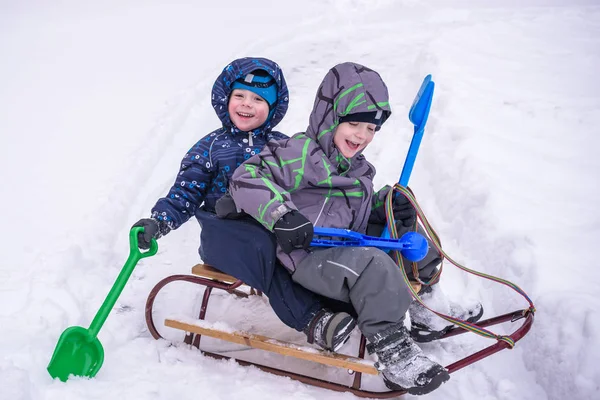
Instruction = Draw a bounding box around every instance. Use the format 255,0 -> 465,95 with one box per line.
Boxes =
1,1 -> 599,399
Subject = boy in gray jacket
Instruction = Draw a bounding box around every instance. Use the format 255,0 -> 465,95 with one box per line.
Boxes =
227,62 -> 453,394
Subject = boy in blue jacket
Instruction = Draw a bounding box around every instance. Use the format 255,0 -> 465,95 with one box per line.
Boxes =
132,57 -> 355,351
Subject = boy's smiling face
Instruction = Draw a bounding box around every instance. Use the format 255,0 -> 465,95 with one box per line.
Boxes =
228,88 -> 270,132
333,121 -> 377,158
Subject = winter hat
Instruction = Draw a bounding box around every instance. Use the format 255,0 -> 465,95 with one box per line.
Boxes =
231,69 -> 278,108
339,110 -> 386,127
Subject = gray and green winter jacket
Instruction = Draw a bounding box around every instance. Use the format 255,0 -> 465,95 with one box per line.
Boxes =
230,62 -> 392,272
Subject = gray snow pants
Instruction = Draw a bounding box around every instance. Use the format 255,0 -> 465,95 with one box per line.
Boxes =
292,246 -> 411,337
292,225 -> 442,338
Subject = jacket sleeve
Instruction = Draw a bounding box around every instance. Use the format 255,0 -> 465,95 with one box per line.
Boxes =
151,137 -> 217,231
229,137 -> 311,231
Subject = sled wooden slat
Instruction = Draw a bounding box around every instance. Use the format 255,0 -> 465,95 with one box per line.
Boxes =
191,264 -> 238,283
165,318 -> 378,375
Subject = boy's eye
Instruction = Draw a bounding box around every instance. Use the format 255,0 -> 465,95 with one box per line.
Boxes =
348,122 -> 359,126
254,96 -> 264,102
234,93 -> 244,98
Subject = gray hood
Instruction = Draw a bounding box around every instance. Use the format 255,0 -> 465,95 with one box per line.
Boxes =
305,62 -> 392,169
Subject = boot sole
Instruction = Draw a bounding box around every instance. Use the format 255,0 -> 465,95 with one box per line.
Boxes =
384,367 -> 450,395
410,305 -> 485,343
407,368 -> 450,395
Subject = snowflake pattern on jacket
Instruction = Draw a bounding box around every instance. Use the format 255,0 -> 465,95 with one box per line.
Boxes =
150,57 -> 289,235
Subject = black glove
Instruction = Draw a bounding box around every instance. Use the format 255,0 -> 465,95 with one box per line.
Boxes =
131,218 -> 160,249
215,193 -> 246,219
391,193 -> 417,228
273,210 -> 314,254
370,192 -> 417,228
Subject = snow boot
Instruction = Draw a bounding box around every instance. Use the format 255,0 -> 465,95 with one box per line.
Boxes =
409,284 -> 484,343
367,325 -> 450,395
303,309 -> 356,352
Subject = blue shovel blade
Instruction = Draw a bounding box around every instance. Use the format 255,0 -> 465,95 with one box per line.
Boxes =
409,74 -> 435,129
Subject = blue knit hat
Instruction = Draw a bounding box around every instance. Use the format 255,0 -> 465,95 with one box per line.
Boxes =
231,69 -> 278,108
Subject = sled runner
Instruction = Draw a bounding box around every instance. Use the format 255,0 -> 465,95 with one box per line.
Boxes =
145,262 -> 534,398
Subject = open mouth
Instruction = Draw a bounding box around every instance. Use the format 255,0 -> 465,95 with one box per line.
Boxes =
237,112 -> 254,118
346,139 -> 361,151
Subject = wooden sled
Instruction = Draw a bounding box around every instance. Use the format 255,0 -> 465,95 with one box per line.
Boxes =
145,264 -> 534,398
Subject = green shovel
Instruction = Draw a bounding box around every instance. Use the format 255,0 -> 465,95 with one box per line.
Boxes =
47,227 -> 158,381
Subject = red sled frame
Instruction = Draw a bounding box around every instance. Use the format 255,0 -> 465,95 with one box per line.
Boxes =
144,266 -> 535,399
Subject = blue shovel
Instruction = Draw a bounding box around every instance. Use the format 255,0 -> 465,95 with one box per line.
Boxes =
310,75 -> 435,259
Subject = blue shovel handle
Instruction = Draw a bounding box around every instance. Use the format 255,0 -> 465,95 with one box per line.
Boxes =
311,227 -> 428,262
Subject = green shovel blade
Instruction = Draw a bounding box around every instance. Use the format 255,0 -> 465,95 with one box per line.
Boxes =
47,326 -> 104,381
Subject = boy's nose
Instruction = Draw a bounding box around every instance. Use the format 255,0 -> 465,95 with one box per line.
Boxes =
355,126 -> 368,139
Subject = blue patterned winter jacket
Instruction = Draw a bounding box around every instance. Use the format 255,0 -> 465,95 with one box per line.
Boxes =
150,57 -> 289,233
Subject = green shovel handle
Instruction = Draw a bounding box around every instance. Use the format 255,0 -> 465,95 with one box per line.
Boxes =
128,226 -> 159,260
87,227 -> 158,337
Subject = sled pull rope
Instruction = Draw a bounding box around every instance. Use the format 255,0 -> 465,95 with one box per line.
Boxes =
385,184 -> 536,348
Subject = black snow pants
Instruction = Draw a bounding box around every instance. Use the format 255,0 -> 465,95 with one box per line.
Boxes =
195,211 -> 324,331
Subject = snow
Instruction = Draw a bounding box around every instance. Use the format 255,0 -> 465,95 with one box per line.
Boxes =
1,0 -> 599,399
